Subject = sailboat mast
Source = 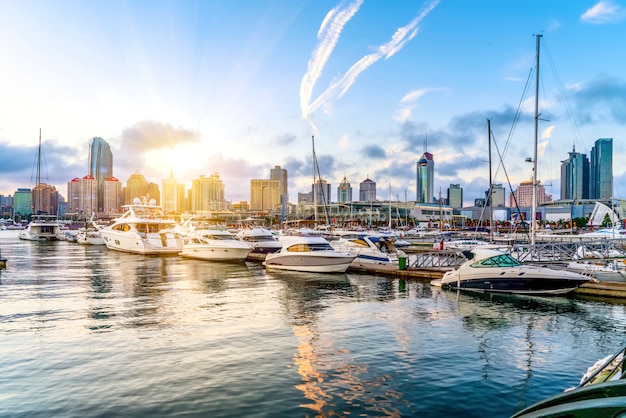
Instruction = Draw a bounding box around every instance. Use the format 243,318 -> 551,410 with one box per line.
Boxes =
312,135 -> 318,224
487,119 -> 493,242
531,34 -> 542,247
36,128 -> 42,214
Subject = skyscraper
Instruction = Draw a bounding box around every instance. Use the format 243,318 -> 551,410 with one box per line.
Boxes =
359,178 -> 376,202
88,137 -> 113,212
560,145 -> 589,201
270,165 -> 288,204
162,171 -> 181,213
416,152 -> 434,203
337,176 -> 352,203
447,184 -> 463,208
590,138 -> 613,200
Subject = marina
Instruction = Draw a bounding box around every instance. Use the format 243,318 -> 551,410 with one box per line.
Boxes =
2,228 -> 626,417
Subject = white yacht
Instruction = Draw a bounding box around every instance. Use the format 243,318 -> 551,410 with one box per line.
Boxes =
18,215 -> 62,241
235,227 -> 282,255
432,248 -> 591,295
180,234 -> 253,262
99,197 -> 183,255
264,233 -> 356,273
330,233 -> 405,270
76,228 -> 105,245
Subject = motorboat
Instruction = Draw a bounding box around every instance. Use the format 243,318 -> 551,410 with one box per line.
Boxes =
99,197 -> 183,255
433,238 -> 491,251
76,228 -> 105,245
432,248 -> 591,295
512,345 -> 626,417
18,215 -> 62,241
180,232 -> 253,261
235,227 -> 282,255
330,233 -> 405,270
263,233 -> 356,273
563,260 -> 626,282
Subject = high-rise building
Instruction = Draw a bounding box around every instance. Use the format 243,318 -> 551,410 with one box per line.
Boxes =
447,184 -> 463,208
250,179 -> 281,211
590,137 -> 613,199
32,182 -> 58,215
13,188 -> 33,217
270,165 -> 288,204
359,178 -> 376,202
66,175 -> 97,216
313,178 -> 332,205
125,172 -> 150,204
103,177 -> 123,214
337,176 -> 352,203
191,173 -> 225,212
88,137 -> 113,212
162,171 -> 182,213
416,152 -> 434,203
486,183 -> 506,207
508,180 -> 552,207
560,145 -> 590,201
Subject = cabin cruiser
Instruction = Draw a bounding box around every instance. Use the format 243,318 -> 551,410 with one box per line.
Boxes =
179,225 -> 253,262
235,227 -> 282,255
76,227 -> 105,245
330,233 -> 405,270
18,215 -> 62,241
512,345 -> 626,417
432,248 -> 591,295
99,197 -> 183,255
264,233 -> 356,273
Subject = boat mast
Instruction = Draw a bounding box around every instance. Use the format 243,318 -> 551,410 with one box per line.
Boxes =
487,118 -> 493,242
531,34 -> 541,247
36,128 -> 42,214
312,135 -> 318,224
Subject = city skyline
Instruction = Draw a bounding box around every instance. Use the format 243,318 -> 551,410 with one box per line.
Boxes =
1,1 -> 625,205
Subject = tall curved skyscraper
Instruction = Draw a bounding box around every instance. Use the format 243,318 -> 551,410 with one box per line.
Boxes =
89,137 -> 113,212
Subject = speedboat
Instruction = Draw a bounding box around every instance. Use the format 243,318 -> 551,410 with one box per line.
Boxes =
235,227 -> 282,255
263,234 -> 356,273
512,345 -> 626,417
76,228 -> 105,245
99,197 -> 183,255
180,232 -> 253,261
330,233 -> 405,270
432,248 -> 591,295
18,215 -> 62,241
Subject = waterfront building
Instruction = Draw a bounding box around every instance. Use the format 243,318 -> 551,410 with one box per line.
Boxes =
416,151 -> 434,204
13,188 -> 32,218
337,176 -> 352,203
590,137 -> 613,200
560,145 -> 590,201
162,171 -> 183,213
103,177 -> 123,214
447,184 -> 463,209
66,175 -> 97,217
125,172 -> 150,205
0,194 -> 13,217
508,179 -> 552,208
298,192 -> 313,205
486,183 -> 506,207
191,173 -> 225,212
250,179 -> 281,211
359,178 -> 376,202
148,183 -> 160,205
270,165 -> 288,205
32,182 -> 59,215
88,137 -> 113,212
313,178 -> 331,205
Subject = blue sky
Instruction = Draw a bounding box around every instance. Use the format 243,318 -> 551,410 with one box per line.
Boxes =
1,0 -> 625,205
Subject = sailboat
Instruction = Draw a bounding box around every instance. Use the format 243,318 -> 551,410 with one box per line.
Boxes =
432,35 -> 591,295
18,129 -> 62,241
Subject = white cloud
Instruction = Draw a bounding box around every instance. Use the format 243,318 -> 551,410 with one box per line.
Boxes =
581,1 -> 623,23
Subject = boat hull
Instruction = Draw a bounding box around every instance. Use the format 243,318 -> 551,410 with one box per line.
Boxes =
100,230 -> 183,255
263,254 -> 354,273
180,245 -> 251,261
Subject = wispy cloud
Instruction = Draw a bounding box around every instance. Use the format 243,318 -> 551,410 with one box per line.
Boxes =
395,87 -> 448,122
581,1 -> 624,23
300,0 -> 440,131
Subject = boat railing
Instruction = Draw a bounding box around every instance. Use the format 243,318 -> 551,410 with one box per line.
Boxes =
579,345 -> 626,387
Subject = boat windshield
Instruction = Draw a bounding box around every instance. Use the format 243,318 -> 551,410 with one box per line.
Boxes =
286,243 -> 334,252
471,253 -> 521,268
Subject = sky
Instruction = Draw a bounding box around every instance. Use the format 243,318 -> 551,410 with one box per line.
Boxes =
1,0 -> 625,206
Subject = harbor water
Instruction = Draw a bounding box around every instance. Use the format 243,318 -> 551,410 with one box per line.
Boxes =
1,229 -> 626,417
